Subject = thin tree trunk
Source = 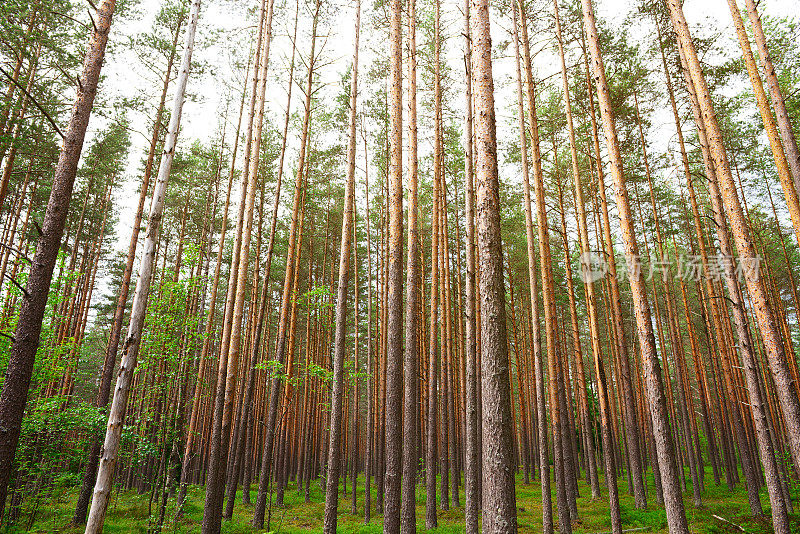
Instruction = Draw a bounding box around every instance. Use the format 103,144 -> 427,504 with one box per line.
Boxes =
203,0 -> 274,526
401,0 -> 419,527
463,0 -> 479,530
177,85 -> 243,513
515,3 -> 551,532
323,2 -> 360,529
552,0 -> 601,501
252,2 -> 321,525
726,0 -> 800,249
84,0 -> 199,530
364,128 -> 374,524
73,17 -> 184,523
425,81 -> 440,529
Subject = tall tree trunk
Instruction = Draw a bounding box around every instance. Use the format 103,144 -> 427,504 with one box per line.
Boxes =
570,85 -> 623,534
667,0 -> 800,480
203,0 -> 274,526
323,1 -> 360,529
0,0 -> 116,517
552,0 -> 601,502
252,1 -> 321,525
364,129 -> 374,524
463,0 -> 479,531
177,85 -> 244,513
515,3 -> 551,532
383,0 -> 404,523
581,0 -> 689,531
72,16 -> 184,524
401,0 -> 419,527
425,83 -> 441,530
470,0 -> 518,530
84,0 -> 200,530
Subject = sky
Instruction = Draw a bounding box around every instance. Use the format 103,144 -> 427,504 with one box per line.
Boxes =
86,0 -> 798,306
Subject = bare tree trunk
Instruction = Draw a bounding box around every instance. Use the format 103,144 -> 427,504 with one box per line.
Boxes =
383,0 -> 404,524
401,0 -> 419,527
515,3 -> 550,531
0,0 -> 116,519
84,0 -> 200,530
570,108 -> 622,533
582,0 -> 689,531
176,83 -> 244,513
425,93 -> 440,530
73,17 -> 184,524
667,0 -> 800,481
470,0 -> 518,530
551,0 -> 600,502
252,2 -> 321,526
463,1 -> 479,531
364,129 -> 374,524
323,2 -> 360,529
204,0 -> 274,526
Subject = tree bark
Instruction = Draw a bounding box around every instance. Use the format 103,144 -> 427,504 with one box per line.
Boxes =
463,0 -> 479,530
470,0 -> 518,529
582,0 -> 689,531
323,1 -> 360,529
726,0 -> 800,249
204,0 -> 275,526
401,0 -> 419,527
84,0 -> 199,530
383,0 -> 404,524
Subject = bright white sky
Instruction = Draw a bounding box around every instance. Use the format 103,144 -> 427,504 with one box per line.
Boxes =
92,0 -> 798,289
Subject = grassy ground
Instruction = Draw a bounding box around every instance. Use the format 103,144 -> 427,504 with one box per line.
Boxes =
14,468 -> 800,533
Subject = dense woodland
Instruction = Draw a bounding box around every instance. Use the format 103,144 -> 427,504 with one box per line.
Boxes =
0,0 -> 799,531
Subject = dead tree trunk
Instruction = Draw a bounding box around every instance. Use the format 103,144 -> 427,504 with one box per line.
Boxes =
84,0 -> 200,530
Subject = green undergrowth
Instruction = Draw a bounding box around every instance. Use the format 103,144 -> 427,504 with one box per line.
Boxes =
11,467 -> 800,533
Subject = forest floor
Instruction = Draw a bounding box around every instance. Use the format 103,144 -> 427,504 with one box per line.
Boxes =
14,468 -> 799,533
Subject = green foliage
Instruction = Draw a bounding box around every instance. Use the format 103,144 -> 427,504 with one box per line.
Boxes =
19,469 -> 798,533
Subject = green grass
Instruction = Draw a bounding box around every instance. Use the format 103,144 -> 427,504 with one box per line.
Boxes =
13,467 -> 800,533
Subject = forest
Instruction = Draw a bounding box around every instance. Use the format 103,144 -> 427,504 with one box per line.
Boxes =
0,0 -> 799,531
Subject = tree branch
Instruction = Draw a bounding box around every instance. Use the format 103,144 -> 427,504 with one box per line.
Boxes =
0,67 -> 65,139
